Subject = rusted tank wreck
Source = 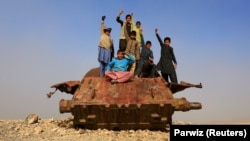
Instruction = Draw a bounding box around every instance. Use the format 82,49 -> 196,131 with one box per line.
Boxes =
47,67 -> 202,130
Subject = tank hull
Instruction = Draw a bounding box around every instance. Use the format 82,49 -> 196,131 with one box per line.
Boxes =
56,76 -> 202,130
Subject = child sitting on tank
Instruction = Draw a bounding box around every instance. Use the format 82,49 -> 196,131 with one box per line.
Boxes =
105,50 -> 135,84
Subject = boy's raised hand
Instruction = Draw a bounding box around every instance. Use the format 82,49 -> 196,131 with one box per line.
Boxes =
155,28 -> 158,34
118,10 -> 123,17
119,10 -> 124,15
102,16 -> 106,21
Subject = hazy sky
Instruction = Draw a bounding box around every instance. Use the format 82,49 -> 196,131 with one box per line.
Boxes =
1,0 -> 249,124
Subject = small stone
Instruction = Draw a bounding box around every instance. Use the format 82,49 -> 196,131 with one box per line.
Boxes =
78,129 -> 85,134
25,114 -> 39,124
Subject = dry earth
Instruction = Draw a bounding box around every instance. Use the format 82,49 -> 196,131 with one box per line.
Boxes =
0,114 -> 176,141
2,114 -> 249,141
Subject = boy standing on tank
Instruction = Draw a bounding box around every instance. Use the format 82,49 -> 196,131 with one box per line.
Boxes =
134,30 -> 156,78
116,10 -> 132,51
124,24 -> 140,74
131,13 -> 142,47
155,28 -> 178,83
98,16 -> 114,77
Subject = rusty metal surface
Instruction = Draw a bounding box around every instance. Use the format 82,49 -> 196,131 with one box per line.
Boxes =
83,67 -> 100,77
73,77 -> 173,104
47,81 -> 80,98
55,76 -> 202,130
173,98 -> 202,111
168,81 -> 202,94
47,67 -> 203,130
60,77 -> 175,130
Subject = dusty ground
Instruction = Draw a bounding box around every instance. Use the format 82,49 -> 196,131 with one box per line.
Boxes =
0,116 -> 170,141
2,114 -> 248,141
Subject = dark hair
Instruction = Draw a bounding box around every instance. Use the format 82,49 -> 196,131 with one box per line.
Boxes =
146,41 -> 151,45
164,37 -> 171,43
117,49 -> 123,54
103,28 -> 112,33
130,30 -> 136,36
126,14 -> 131,19
136,21 -> 141,25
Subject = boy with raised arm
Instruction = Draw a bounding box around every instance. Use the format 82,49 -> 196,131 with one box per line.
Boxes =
155,28 -> 178,83
116,10 -> 132,51
98,16 -> 114,77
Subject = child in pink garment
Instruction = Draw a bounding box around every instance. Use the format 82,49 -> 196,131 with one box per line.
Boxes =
105,50 -> 135,84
